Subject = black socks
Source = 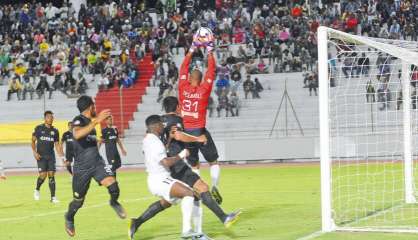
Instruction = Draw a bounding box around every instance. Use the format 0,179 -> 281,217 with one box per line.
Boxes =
66,198 -> 85,221
107,182 -> 120,205
36,177 -> 45,191
200,191 -> 227,222
134,201 -> 166,227
48,177 -> 56,198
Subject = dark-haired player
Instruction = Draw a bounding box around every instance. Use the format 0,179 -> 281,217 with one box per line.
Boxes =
178,35 -> 223,205
61,121 -> 74,175
129,114 -> 240,240
32,110 -> 64,203
64,95 -> 126,237
99,116 -> 127,176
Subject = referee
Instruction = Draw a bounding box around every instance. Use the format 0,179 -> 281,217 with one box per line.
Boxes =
64,96 -> 126,237
31,110 -> 64,203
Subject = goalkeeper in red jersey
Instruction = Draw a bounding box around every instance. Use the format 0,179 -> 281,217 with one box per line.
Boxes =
178,28 -> 223,206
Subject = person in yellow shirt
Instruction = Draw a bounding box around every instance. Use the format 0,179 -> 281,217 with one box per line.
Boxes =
14,63 -> 27,76
120,50 -> 128,64
39,39 -> 49,54
7,77 -> 22,101
103,39 -> 112,51
87,52 -> 97,65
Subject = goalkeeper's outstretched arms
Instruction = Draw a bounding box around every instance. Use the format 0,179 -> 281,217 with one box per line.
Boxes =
204,49 -> 216,87
179,32 -> 202,84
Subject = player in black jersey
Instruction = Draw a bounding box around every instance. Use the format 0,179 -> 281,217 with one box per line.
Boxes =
64,96 -> 126,237
99,116 -> 127,176
61,122 -> 75,175
129,97 -> 241,240
31,111 -> 64,203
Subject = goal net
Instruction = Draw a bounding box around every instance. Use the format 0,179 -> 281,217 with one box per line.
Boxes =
319,26 -> 418,233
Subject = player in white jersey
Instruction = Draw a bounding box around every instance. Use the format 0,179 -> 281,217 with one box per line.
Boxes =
129,115 -> 241,240
143,118 -> 192,204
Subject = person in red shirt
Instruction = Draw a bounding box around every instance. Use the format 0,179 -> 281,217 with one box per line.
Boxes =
178,31 -> 223,205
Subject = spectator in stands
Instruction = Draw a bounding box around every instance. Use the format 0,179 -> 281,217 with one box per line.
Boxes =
246,59 -> 259,74
215,74 -> 230,97
7,77 -> 22,101
228,92 -> 240,117
157,78 -> 171,103
98,73 -> 110,92
207,96 -> 214,118
245,43 -> 256,59
243,75 -> 255,99
257,58 -> 269,74
162,85 -> 176,100
21,75 -> 35,100
230,65 -> 242,93
282,50 -> 293,73
307,73 -> 318,96
342,55 -> 355,78
254,78 -> 264,99
377,83 -> 391,110
36,75 -> 52,99
120,72 -> 134,89
366,80 -> 376,103
217,90 -> 229,117
237,46 -> 248,62
357,53 -> 370,77
397,89 -> 403,110
167,61 -> 178,84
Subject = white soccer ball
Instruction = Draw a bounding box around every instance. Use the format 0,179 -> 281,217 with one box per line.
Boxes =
196,27 -> 214,45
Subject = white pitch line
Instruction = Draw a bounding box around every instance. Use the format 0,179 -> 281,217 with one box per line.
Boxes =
0,197 -> 152,223
296,230 -> 325,240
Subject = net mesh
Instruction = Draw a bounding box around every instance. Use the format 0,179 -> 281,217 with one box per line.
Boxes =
326,29 -> 418,230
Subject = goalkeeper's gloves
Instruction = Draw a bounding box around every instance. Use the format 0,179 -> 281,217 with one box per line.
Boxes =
190,33 -> 202,53
206,41 -> 215,53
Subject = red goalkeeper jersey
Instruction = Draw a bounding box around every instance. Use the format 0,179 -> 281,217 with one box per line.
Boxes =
178,52 -> 216,129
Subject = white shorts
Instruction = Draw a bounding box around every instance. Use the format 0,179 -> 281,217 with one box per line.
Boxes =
147,175 -> 187,204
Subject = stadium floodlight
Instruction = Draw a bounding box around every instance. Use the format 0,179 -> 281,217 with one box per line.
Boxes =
319,26 -> 418,233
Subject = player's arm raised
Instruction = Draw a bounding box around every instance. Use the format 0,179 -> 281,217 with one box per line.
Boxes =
73,109 -> 111,140
202,43 -> 216,89
160,149 -> 189,167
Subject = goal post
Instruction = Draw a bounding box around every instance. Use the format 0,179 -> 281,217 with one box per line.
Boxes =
319,26 -> 418,233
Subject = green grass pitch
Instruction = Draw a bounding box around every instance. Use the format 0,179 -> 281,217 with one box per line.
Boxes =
1,163 -> 418,240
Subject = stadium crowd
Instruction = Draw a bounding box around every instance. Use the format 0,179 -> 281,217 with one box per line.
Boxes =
3,0 -> 417,109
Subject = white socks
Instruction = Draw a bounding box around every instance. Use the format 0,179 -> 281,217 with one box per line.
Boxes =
210,164 -> 220,188
191,168 -> 203,233
193,201 -> 203,233
181,196 -> 194,234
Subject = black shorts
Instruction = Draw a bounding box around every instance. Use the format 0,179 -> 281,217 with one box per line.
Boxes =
184,128 -> 219,167
65,151 -> 75,162
72,161 -> 114,199
37,156 -> 56,172
171,167 -> 200,188
106,153 -> 121,172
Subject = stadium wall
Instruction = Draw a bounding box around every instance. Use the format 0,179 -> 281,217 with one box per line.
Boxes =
0,137 -> 321,170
